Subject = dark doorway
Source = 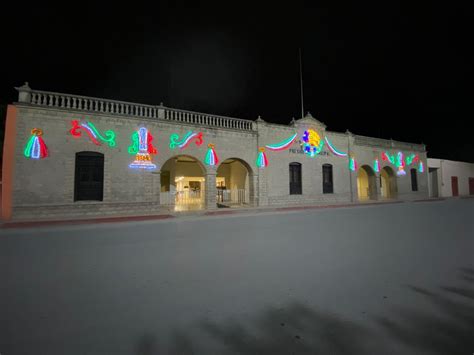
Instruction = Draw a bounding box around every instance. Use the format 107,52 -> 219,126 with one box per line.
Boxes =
322,164 -> 333,194
410,168 -> 418,191
470,177 -> 474,195
451,176 -> 459,197
289,162 -> 302,195
74,152 -> 104,201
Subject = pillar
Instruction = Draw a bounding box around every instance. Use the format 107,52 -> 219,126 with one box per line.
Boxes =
205,171 -> 217,209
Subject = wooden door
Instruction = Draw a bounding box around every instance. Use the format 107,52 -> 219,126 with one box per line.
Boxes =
451,176 -> 459,197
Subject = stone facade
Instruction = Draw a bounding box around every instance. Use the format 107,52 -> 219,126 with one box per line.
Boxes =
1,84 -> 429,220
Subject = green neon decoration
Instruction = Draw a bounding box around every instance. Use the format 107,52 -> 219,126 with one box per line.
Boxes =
128,131 -> 139,154
87,122 -> 116,147
24,136 -> 35,158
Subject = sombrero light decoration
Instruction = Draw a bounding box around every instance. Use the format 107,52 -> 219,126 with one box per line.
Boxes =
24,128 -> 48,159
373,158 -> 380,173
418,161 -> 424,173
256,147 -> 269,168
205,143 -> 219,166
349,154 -> 358,171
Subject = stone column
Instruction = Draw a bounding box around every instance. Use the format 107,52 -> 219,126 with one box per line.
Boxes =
150,170 -> 161,203
157,102 -> 165,119
375,173 -> 382,200
257,168 -> 269,206
15,82 -> 31,103
205,171 -> 217,209
249,173 -> 258,206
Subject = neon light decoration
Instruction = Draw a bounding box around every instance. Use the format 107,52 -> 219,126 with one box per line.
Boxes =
405,153 -> 420,166
405,154 -> 415,165
396,151 -> 406,176
256,147 -> 269,168
374,158 -> 380,173
324,136 -> 348,157
70,120 -> 116,147
300,129 -> 324,157
349,155 -> 358,171
169,131 -> 204,150
128,127 -> 157,170
205,143 -> 219,166
24,128 -> 48,159
382,151 -> 396,165
265,133 -> 298,151
418,161 -> 424,173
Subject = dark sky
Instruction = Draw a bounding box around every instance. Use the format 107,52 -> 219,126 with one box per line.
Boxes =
1,2 -> 472,162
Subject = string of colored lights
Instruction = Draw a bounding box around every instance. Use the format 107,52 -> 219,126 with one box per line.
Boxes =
324,136 -> 348,157
24,128 -> 48,159
265,133 -> 298,151
70,120 -> 116,147
205,143 -> 219,166
256,147 -> 269,168
169,131 -> 204,150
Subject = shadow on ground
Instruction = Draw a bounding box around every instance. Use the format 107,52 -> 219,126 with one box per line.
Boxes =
375,267 -> 474,355
136,303 -> 374,354
135,267 -> 474,354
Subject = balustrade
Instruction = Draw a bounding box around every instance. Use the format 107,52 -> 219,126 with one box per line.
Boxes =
18,86 -> 255,132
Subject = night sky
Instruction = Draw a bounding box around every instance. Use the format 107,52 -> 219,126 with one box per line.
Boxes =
1,3 -> 472,162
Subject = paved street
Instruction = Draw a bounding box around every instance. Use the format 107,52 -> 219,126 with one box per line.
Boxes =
1,199 -> 473,354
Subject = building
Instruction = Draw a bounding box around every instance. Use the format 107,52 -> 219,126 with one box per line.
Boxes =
1,83 -> 429,220
427,158 -> 474,198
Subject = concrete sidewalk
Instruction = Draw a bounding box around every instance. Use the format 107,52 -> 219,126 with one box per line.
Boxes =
0,197 -> 449,229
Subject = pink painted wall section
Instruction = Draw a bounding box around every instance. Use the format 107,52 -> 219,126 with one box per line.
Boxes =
1,105 -> 17,220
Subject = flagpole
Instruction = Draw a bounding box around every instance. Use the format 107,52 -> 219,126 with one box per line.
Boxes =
299,48 -> 304,118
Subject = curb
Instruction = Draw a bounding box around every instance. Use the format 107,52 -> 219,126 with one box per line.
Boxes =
0,197 -> 455,230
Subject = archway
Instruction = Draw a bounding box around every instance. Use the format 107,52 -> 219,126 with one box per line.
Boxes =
357,165 -> 377,201
381,166 -> 397,199
160,155 -> 206,211
216,158 -> 254,206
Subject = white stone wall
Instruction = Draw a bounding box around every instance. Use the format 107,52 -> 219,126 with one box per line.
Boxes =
8,104 -> 430,220
428,158 -> 474,197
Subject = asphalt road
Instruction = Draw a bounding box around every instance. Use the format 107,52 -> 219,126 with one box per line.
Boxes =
1,199 -> 473,354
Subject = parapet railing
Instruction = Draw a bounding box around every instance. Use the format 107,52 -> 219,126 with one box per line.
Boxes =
353,134 -> 425,151
16,84 -> 256,131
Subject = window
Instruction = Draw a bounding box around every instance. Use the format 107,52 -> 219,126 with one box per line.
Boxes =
322,164 -> 333,194
74,152 -> 104,201
410,168 -> 418,191
289,162 -> 302,195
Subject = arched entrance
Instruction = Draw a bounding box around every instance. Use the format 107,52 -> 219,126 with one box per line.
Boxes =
381,166 -> 397,199
357,165 -> 377,201
216,158 -> 254,206
160,155 -> 206,211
